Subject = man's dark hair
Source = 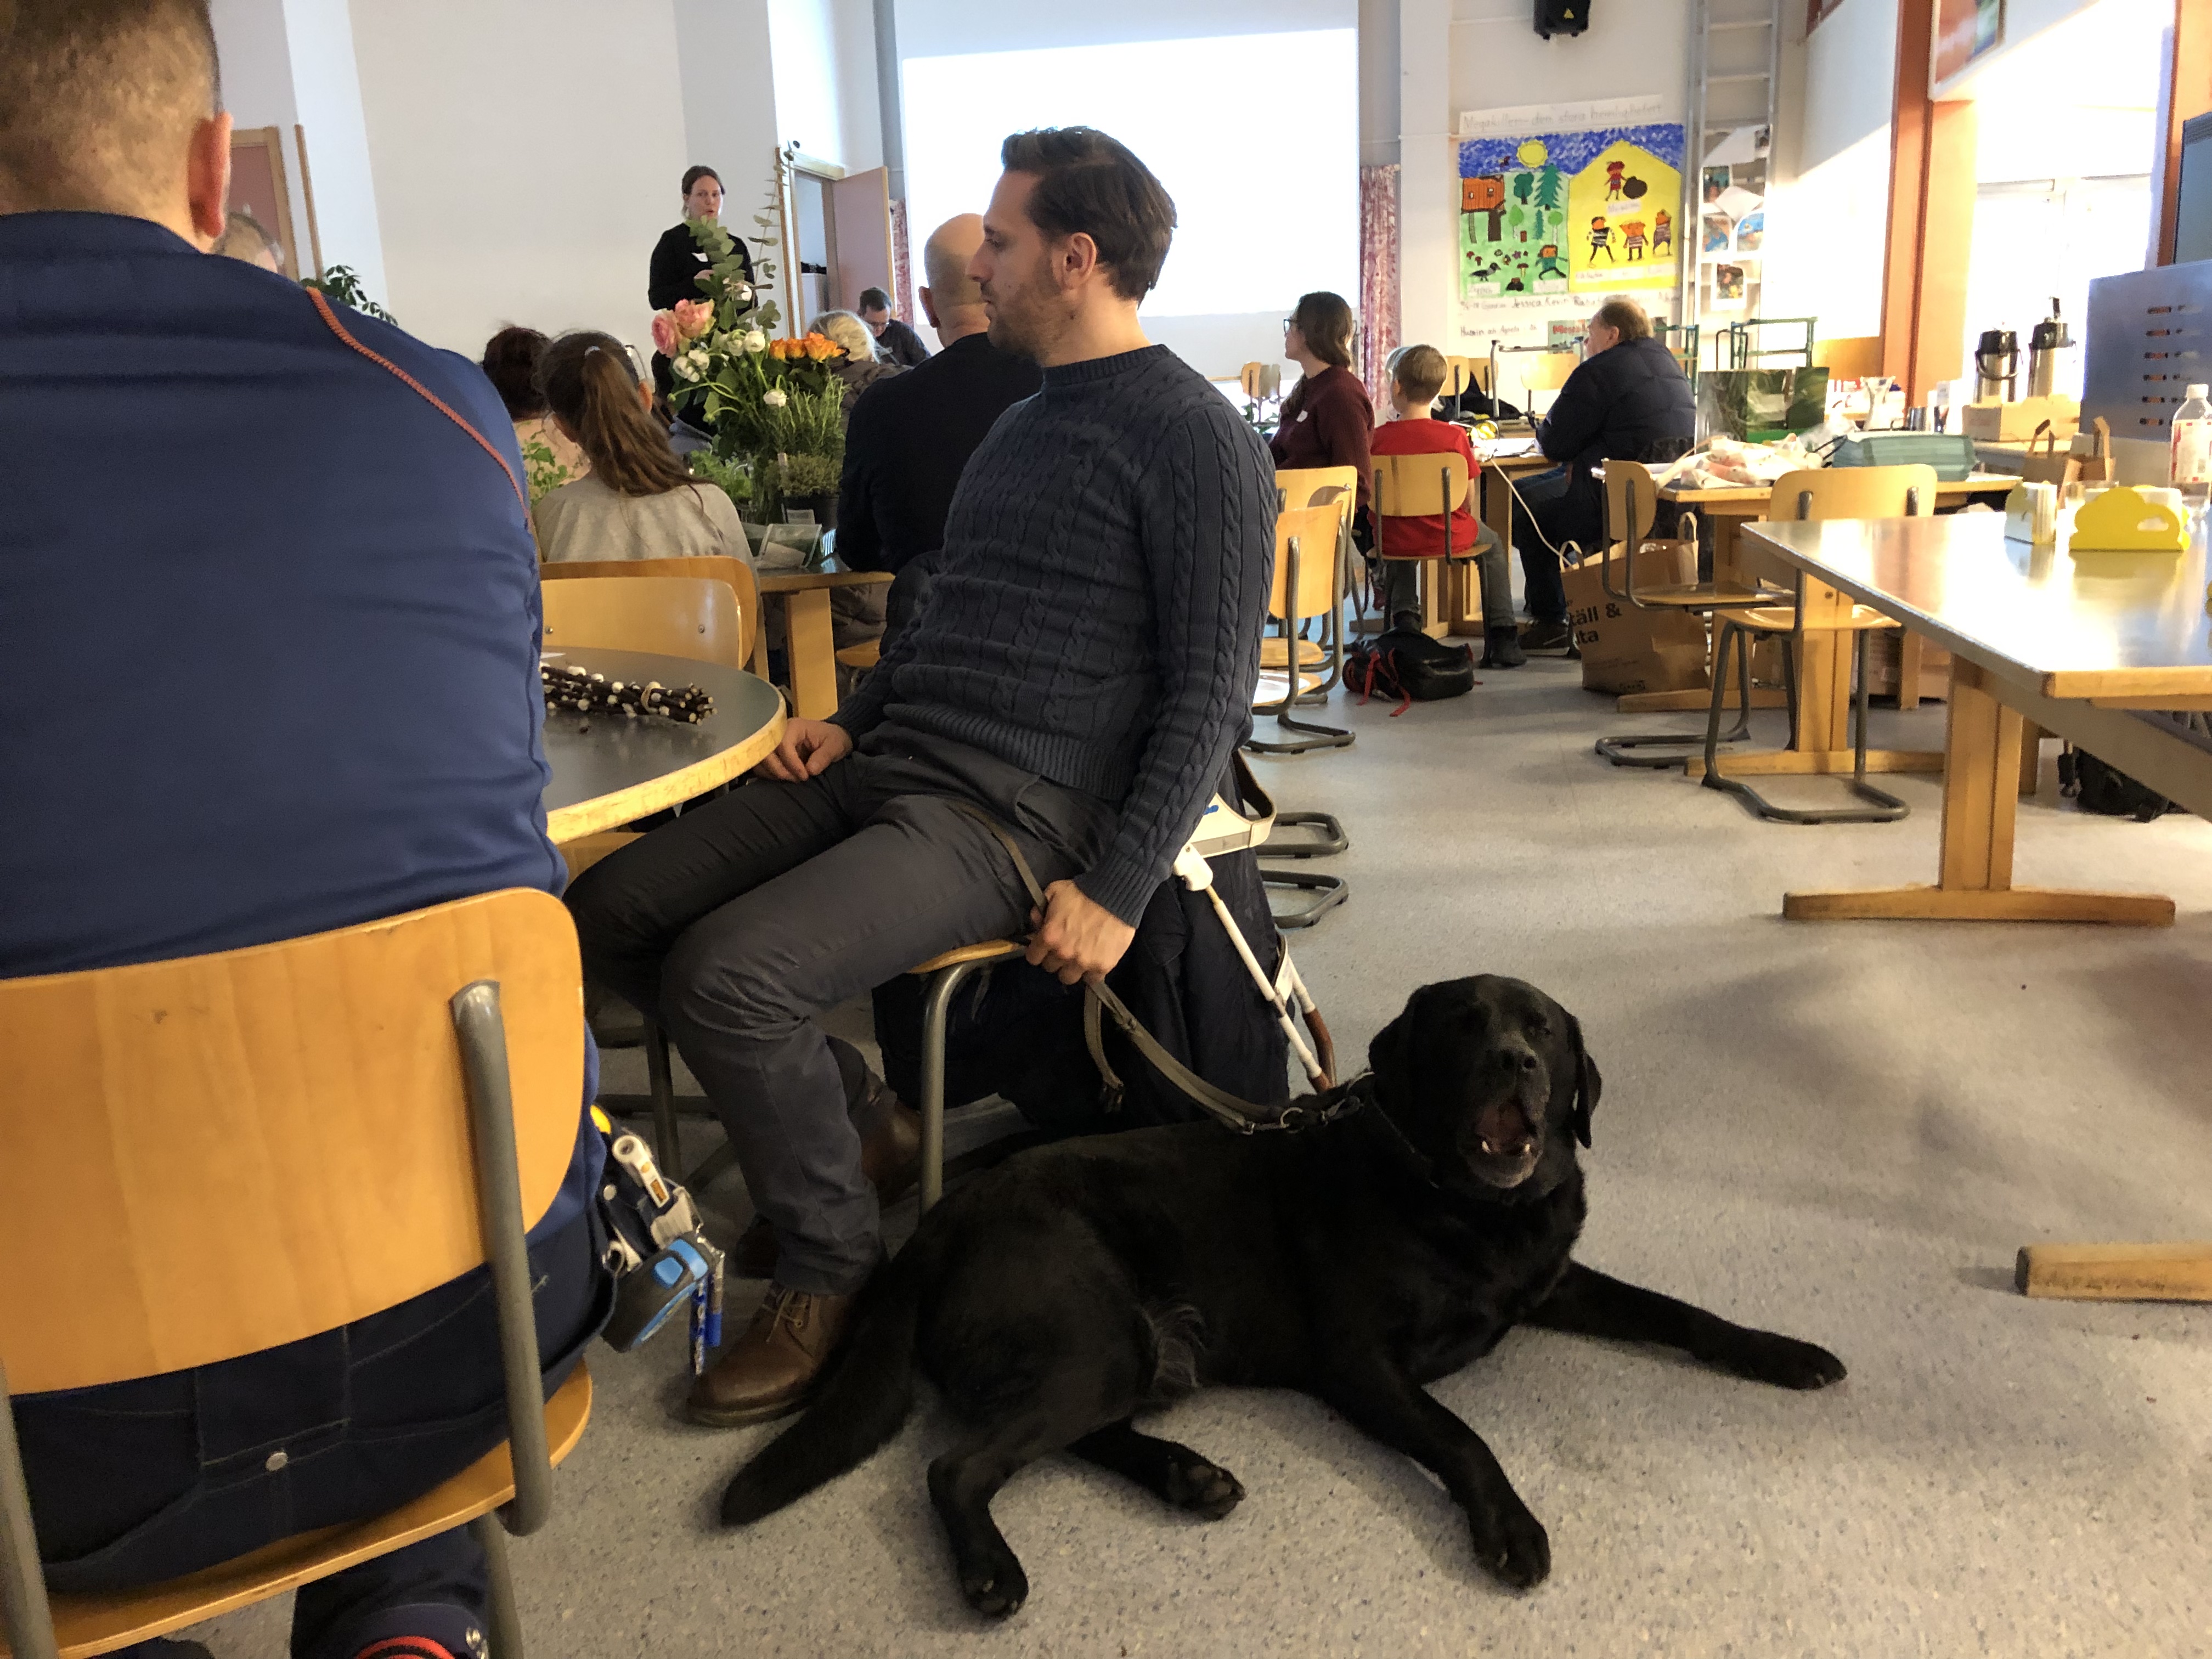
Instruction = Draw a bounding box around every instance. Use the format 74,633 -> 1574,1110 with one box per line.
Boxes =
681,165 -> 721,196
998,127 -> 1176,301
856,286 -> 892,313
0,0 -> 221,216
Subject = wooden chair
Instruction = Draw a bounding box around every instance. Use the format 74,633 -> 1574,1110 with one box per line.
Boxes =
540,556 -> 759,673
1269,466 -> 1358,680
1443,356 -> 1492,402
1700,465 -> 1936,825
0,889 -> 591,1659
1370,450 -> 1473,640
1591,459 -> 1782,769
1248,504 -> 1352,757
1239,362 -> 1281,401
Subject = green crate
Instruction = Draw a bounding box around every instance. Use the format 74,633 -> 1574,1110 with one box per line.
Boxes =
1829,432 -> 1976,482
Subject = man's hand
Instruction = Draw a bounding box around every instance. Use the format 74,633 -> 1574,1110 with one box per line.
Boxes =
757,716 -> 852,782
1026,880 -> 1136,986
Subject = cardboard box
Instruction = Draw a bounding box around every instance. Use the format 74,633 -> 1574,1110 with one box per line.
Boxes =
1960,394 -> 2079,442
1564,541 -> 1711,696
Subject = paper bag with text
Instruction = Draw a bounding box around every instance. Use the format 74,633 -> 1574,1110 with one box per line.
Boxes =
1563,539 -> 1709,696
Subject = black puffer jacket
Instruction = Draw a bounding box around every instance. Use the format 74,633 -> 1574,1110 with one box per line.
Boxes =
1532,335 -> 1696,549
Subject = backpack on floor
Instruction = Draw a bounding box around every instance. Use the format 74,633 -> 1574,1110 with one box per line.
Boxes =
2058,746 -> 2175,822
1346,626 -> 1477,713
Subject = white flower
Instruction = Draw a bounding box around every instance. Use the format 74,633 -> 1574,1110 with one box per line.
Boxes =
686,346 -> 709,367
743,329 -> 768,354
733,283 -> 754,304
674,357 -> 699,382
762,387 -> 788,408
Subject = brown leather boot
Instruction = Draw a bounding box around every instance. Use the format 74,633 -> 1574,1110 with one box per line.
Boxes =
686,1282 -> 862,1426
730,1096 -> 923,1279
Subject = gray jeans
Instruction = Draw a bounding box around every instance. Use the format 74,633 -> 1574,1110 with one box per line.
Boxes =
566,725 -> 1114,1293
1380,524 -> 1514,630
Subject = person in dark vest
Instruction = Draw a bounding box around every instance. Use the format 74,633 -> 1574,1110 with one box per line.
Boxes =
838,213 -> 1043,644
1512,295 -> 1695,650
648,165 -> 754,410
567,126 -> 1273,1428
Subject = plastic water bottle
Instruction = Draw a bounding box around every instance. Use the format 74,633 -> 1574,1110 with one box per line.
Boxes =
2171,383 -> 2212,487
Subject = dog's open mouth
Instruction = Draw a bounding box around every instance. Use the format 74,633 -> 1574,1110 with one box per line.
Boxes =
1462,1093 -> 1545,1188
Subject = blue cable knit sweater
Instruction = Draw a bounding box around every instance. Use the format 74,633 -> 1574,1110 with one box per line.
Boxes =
832,343 -> 1276,924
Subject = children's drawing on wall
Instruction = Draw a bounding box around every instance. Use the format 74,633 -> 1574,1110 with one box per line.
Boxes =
1457,121 -> 1684,306
1733,208 -> 1763,255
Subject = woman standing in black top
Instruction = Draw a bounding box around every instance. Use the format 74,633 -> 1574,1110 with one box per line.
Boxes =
649,165 -> 755,407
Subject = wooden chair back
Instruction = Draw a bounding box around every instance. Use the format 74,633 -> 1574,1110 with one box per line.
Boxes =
1276,465 -> 1361,538
1372,450 -> 1471,519
1517,351 -> 1579,393
1269,504 -> 1344,622
0,889 -> 583,1396
1443,354 -> 1492,398
1239,361 -> 1280,399
1771,465 -> 1938,523
1810,335 -> 1883,380
541,575 -> 746,671
540,555 -> 757,664
1601,460 -> 1661,548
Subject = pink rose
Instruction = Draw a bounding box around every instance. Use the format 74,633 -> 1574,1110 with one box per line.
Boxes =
650,311 -> 679,356
673,299 -> 714,341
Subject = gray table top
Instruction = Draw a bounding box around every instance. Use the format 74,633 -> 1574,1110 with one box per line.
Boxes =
540,648 -> 784,829
1742,512 -> 2212,698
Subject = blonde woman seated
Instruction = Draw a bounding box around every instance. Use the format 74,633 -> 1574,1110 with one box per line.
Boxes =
532,330 -> 750,564
811,309 -> 902,415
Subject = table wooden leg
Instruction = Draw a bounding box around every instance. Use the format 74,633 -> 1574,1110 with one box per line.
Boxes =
1445,557 -> 1484,637
1897,631 -> 1924,712
782,587 -> 838,720
2016,1242 -> 2212,1300
1782,659 -> 2176,923
2018,719 -> 2042,796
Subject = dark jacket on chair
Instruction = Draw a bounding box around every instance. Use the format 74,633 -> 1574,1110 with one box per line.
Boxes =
1533,335 -> 1696,548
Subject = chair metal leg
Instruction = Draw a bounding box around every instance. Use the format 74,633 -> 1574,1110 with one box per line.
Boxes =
0,1362 -> 62,1659
1263,810 -> 1350,859
1595,616 -> 1751,766
643,1019 -> 682,1173
1700,625 -> 1910,825
472,1510 -> 526,1659
919,959 -> 987,1214
1261,867 -> 1349,929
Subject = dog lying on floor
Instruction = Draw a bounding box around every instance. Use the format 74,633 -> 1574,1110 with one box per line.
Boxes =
722,975 -> 1846,1615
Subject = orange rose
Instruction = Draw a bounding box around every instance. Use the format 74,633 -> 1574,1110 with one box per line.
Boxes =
803,334 -> 839,362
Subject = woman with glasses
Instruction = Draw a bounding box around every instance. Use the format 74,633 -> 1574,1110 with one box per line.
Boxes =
1269,291 -> 1372,531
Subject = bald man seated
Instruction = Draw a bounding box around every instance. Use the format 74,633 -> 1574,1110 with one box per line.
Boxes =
834,212 -> 1043,639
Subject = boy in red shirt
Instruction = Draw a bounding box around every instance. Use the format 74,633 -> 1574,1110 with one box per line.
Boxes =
1368,345 -> 1524,667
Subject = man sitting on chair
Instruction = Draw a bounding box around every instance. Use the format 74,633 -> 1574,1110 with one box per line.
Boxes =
1370,344 -> 1524,668
1,5 -> 607,1656
568,127 -> 1275,1426
1511,295 -> 1696,651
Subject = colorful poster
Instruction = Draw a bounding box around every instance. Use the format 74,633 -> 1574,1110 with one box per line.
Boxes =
1456,122 -> 1684,309
1932,0 -> 2002,87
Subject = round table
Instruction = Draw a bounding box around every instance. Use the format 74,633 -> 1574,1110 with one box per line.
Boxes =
541,648 -> 786,844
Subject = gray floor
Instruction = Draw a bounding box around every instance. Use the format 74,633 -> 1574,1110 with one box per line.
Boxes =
191,656 -> 2212,1657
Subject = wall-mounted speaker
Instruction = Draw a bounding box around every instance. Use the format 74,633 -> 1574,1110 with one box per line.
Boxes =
1535,0 -> 1589,38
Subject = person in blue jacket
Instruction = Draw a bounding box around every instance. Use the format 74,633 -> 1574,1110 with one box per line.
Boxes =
0,4 -> 608,1656
1511,296 -> 1696,650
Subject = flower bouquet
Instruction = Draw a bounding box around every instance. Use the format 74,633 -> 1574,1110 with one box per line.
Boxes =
653,196 -> 853,522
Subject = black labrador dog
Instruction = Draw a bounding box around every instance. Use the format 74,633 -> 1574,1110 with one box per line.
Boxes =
723,975 -> 1844,1615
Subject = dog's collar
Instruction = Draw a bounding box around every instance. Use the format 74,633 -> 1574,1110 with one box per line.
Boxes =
1347,1081 -> 1445,1189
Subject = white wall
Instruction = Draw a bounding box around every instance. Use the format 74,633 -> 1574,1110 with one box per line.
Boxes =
1797,0 -> 1897,173
768,0 -> 882,172
674,0 -> 782,219
349,0 -> 691,356
281,0 -> 385,294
